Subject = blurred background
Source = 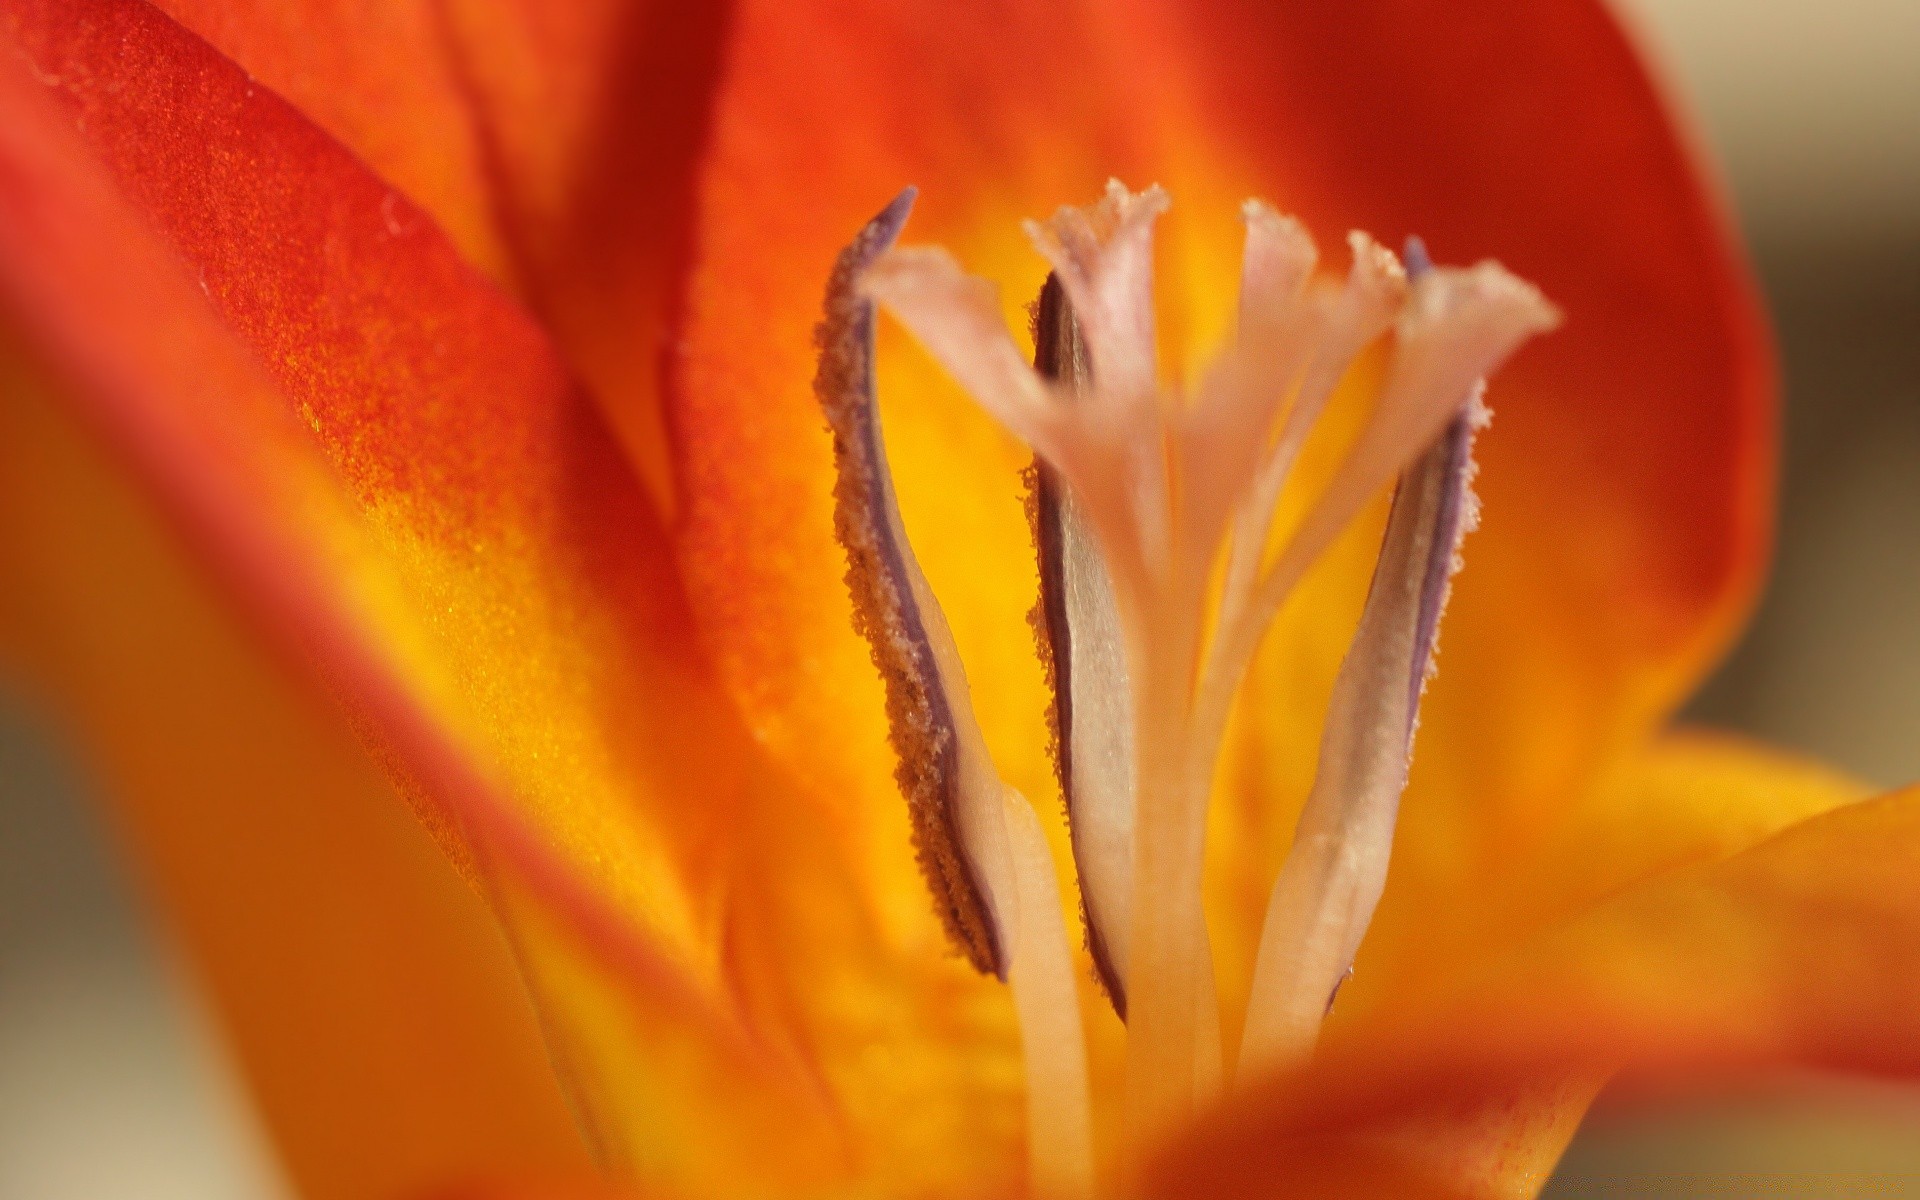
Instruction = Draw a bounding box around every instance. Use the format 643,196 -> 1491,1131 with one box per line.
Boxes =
1,1 -> 1915,1196
1549,0 -> 1920,1192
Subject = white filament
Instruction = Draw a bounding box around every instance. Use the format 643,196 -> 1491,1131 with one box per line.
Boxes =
1238,393 -> 1487,1073
880,394 -> 1096,1197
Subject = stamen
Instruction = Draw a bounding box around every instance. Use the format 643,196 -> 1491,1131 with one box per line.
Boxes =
1023,185 -> 1175,582
816,188 -> 999,976
819,192 -> 1093,1196
1028,270 -> 1231,1113
1030,275 -> 1136,1015
1027,190 -> 1226,1145
1239,394 -> 1487,1072
1028,278 -> 1229,1119
857,181 -> 1555,1165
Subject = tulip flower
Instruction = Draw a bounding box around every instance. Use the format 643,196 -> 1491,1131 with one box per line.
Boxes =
0,1 -> 1915,1198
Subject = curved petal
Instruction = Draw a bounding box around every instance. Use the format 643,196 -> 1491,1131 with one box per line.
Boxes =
1520,729 -> 1869,916
0,4 -> 845,1190
147,0 -> 728,509
0,358 -> 596,1200
136,0 -> 513,280
0,4 -> 1051,1190
1496,784 -> 1920,1082
1150,783 -> 1920,1200
1255,732 -> 1870,1039
1147,1080 -> 1595,1200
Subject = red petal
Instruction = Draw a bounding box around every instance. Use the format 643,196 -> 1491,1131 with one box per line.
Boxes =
149,0 -> 729,509
0,2 -> 837,1187
0,4 -> 1056,1187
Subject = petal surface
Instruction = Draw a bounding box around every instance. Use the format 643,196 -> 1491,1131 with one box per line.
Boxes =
1150,780 -> 1915,1200
0,352 -> 597,1200
1279,732 -> 1871,1041
0,2 -> 1042,1190
147,0 -> 727,509
0,4 -> 845,1191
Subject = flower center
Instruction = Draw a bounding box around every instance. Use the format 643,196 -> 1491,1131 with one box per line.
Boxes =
818,181 -> 1557,1192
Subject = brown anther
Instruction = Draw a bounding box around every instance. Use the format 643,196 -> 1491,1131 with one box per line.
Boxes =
814,188 -> 1002,977
1028,273 -> 1129,1015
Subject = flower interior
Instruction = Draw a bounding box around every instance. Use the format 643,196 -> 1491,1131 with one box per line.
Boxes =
814,181 -> 1559,1195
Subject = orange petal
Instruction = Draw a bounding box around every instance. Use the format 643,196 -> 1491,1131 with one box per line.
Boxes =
138,0 -> 514,280
1490,784 -> 1920,1085
0,355 -> 597,1200
1153,784 -> 1920,1199
0,5 -> 1044,1190
148,0 -> 726,510
1296,731 -> 1871,1039
1144,1076 -> 1599,1200
1519,730 -> 1871,921
0,5 -> 844,1189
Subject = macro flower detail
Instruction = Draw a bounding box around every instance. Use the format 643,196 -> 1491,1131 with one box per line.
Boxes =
820,180 -> 1555,1184
3,1 -> 1920,1199
815,186 -> 1095,1194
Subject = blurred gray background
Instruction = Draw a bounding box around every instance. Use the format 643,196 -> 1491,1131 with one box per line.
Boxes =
1,0 -> 1916,1195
